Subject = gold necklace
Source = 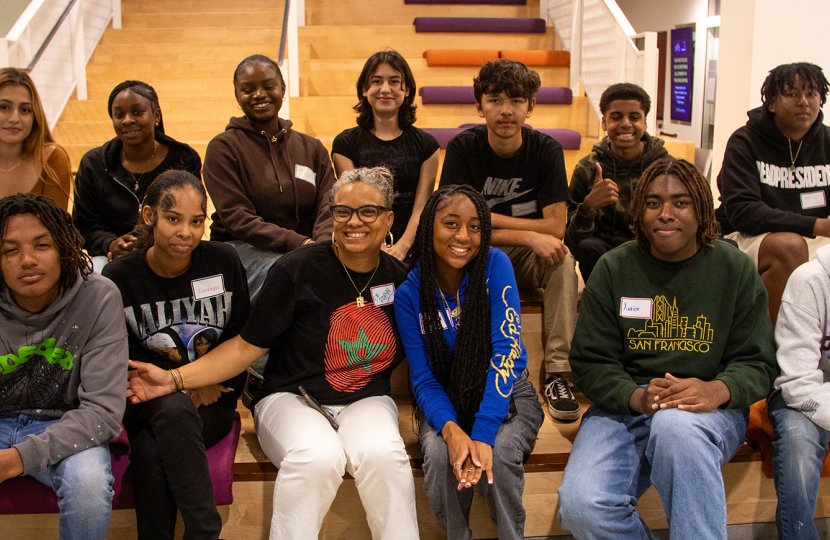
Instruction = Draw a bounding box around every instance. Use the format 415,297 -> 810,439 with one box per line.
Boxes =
0,158 -> 24,173
337,254 -> 380,308
438,288 -> 461,329
122,141 -> 159,193
786,136 -> 803,173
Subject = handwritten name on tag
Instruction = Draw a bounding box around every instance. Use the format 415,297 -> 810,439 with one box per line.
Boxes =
192,275 -> 225,300
801,190 -> 826,210
620,297 -> 653,319
371,284 -> 395,306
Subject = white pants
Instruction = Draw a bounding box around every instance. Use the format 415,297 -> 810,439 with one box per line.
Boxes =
254,392 -> 419,540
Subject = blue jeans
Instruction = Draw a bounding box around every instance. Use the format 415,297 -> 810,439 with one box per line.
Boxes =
769,391 -> 830,540
0,414 -> 114,540
558,404 -> 747,540
420,376 -> 544,540
226,240 -> 283,301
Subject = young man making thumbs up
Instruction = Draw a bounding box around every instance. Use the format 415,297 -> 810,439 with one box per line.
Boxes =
566,83 -> 668,281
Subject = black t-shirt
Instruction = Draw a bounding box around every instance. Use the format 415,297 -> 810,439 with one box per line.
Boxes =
103,241 -> 250,410
332,126 -> 439,239
439,125 -> 569,217
241,241 -> 408,406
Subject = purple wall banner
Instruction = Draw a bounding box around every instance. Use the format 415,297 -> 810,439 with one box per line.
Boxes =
671,26 -> 694,123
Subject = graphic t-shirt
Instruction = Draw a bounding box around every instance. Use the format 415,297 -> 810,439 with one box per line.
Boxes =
332,125 -> 439,239
439,125 -> 569,217
241,241 -> 407,406
103,241 -> 250,409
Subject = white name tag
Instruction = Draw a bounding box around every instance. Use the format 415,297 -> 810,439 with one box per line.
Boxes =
801,190 -> 826,210
511,200 -> 537,217
370,283 -> 395,306
295,164 -> 317,186
620,297 -> 653,319
192,275 -> 225,300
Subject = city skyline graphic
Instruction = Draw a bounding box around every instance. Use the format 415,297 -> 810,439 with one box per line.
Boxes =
627,295 -> 713,353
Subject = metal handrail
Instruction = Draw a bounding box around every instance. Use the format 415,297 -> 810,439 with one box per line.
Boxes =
278,0 -> 290,64
27,0 -> 77,70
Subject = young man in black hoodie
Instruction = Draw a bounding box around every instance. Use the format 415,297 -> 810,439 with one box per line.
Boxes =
716,62 -> 830,325
566,83 -> 668,281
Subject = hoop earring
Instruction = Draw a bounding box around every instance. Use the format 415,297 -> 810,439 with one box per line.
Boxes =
384,231 -> 394,249
331,231 -> 336,246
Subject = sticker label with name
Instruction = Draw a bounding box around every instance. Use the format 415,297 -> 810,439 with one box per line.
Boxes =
620,297 -> 653,319
295,164 -> 317,186
371,284 -> 395,306
801,190 -> 826,210
511,200 -> 537,217
192,275 -> 225,300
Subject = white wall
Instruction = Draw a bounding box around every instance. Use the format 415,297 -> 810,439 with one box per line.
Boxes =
712,0 -> 830,193
616,0 -> 709,145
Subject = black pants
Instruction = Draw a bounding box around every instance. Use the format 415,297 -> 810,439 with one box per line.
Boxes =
572,236 -> 616,282
124,392 -> 233,540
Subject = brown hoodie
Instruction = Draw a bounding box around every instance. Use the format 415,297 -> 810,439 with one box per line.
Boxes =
204,116 -> 335,252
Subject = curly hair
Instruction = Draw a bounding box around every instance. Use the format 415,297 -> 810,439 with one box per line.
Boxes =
0,193 -> 91,292
0,68 -> 68,202
329,166 -> 395,208
107,80 -> 165,134
135,170 -> 207,249
473,59 -> 541,103
353,50 -> 418,130
761,62 -> 829,111
599,82 -> 651,115
411,184 -> 493,432
630,157 -> 717,253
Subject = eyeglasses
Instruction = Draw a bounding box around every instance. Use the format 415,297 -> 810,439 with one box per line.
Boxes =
330,204 -> 390,223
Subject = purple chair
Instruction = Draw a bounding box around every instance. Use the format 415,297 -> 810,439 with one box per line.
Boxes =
0,413 -> 241,514
414,17 -> 546,33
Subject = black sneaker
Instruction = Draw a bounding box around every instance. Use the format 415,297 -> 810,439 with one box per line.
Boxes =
544,375 -> 580,422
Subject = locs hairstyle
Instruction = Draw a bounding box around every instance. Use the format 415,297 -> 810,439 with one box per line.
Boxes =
0,193 -> 91,291
761,62 -> 829,111
411,184 -> 493,432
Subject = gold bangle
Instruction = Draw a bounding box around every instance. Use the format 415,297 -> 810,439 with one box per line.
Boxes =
302,238 -> 313,245
170,368 -> 184,392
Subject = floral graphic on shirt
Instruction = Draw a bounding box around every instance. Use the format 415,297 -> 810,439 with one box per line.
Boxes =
626,295 -> 713,353
324,301 -> 396,393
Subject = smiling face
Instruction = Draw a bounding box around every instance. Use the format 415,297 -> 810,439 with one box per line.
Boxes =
432,194 -> 482,284
331,182 -> 393,265
142,186 -> 206,266
602,99 -> 646,160
111,88 -> 159,147
234,61 -> 285,133
477,91 -> 534,144
641,174 -> 700,262
0,84 -> 34,148
770,75 -> 821,140
362,62 -> 408,119
1,213 -> 61,313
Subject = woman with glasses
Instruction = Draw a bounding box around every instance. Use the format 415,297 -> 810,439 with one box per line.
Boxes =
203,54 -> 335,298
124,167 -> 419,540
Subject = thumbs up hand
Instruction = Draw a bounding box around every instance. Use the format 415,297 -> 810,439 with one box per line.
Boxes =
581,163 -> 619,217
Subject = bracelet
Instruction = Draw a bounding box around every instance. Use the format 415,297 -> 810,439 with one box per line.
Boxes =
170,368 -> 185,392
302,238 -> 314,245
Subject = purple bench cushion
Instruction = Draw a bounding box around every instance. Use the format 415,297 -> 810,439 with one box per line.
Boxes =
0,413 -> 241,515
414,17 -> 546,33
425,125 -> 581,150
407,0 -> 525,4
420,86 -> 572,105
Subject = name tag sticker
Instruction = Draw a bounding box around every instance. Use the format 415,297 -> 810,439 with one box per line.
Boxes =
511,200 -> 537,217
370,284 -> 395,306
801,190 -> 826,210
294,164 -> 316,186
620,297 -> 653,319
192,275 -> 225,300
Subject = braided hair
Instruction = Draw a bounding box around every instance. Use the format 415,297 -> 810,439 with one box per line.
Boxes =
630,157 -> 717,252
134,170 -> 207,249
411,185 -> 493,432
107,80 -> 165,134
0,193 -> 91,292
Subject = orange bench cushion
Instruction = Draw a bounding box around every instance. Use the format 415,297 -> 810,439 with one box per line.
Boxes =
423,49 -> 500,67
500,49 -> 570,67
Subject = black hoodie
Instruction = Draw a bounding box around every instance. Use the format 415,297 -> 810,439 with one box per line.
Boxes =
716,107 -> 830,236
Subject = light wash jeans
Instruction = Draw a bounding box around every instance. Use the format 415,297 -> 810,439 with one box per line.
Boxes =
254,393 -> 419,540
769,391 -> 830,540
0,414 -> 114,540
420,376 -> 544,540
558,404 -> 747,540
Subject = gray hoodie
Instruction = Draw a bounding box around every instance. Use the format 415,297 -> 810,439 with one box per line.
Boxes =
775,244 -> 830,430
0,272 -> 128,474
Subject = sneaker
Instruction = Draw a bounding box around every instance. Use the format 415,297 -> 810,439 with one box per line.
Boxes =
544,375 -> 580,422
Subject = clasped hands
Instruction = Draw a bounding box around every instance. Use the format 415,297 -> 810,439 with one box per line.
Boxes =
629,373 -> 731,416
441,421 -> 494,491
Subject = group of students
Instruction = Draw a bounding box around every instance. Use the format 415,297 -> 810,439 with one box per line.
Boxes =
0,48 -> 829,540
